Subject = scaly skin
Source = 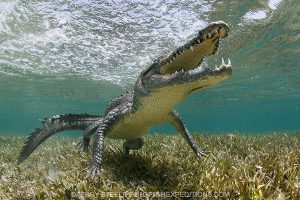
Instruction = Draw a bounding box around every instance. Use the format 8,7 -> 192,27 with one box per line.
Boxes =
18,21 -> 232,179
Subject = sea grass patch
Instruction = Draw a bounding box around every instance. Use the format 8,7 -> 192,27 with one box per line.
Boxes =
0,133 -> 299,199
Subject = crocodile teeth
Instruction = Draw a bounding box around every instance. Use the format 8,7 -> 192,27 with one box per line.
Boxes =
208,33 -> 211,38
190,46 -> 193,51
197,39 -> 201,43
222,58 -> 225,66
217,58 -> 232,69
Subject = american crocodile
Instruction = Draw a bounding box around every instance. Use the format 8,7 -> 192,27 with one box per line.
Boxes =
18,21 -> 232,178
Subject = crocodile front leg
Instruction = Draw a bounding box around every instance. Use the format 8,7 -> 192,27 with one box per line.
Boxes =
169,110 -> 208,157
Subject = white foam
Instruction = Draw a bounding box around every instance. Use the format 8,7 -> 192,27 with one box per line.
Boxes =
268,0 -> 284,10
243,10 -> 267,21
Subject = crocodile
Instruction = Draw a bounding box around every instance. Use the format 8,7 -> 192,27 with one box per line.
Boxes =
18,21 -> 232,178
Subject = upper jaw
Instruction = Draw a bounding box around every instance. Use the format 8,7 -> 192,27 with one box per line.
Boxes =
155,21 -> 230,75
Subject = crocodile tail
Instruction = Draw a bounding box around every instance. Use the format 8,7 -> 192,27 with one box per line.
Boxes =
18,113 -> 102,164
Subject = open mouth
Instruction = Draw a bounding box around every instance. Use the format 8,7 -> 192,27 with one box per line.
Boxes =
158,21 -> 230,75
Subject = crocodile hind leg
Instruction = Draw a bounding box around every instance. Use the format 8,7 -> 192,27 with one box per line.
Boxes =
86,114 -> 117,178
169,110 -> 208,157
86,126 -> 105,179
123,138 -> 144,155
76,120 -> 102,152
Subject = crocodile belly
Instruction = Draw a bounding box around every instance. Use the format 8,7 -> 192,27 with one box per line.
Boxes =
106,120 -> 150,140
106,109 -> 168,140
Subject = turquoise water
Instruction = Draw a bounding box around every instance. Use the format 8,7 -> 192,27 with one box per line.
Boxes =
0,0 -> 299,135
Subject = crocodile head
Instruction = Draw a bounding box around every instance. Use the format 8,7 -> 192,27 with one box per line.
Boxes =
136,21 -> 232,96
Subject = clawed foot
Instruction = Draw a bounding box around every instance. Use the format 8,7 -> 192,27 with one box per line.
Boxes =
76,137 -> 89,152
85,165 -> 100,179
195,148 -> 210,158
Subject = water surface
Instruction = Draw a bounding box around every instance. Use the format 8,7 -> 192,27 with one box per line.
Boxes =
0,0 -> 299,135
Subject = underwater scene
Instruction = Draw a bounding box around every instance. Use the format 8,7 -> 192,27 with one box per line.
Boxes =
0,0 -> 299,199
